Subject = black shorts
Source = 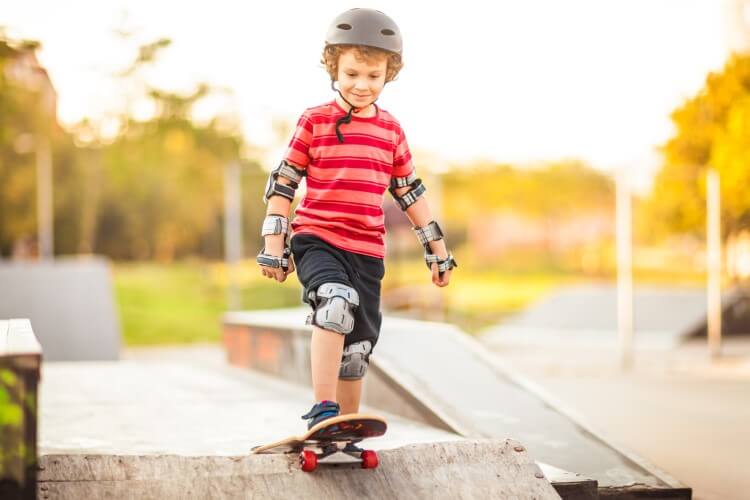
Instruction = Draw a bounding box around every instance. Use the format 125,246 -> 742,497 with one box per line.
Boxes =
290,233 -> 385,350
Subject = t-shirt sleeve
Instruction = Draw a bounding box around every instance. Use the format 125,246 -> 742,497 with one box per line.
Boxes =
392,127 -> 415,179
283,111 -> 313,170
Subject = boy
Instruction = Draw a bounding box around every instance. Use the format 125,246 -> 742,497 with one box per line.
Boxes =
257,8 -> 456,433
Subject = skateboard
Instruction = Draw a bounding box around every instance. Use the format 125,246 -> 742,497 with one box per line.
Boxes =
251,413 -> 387,472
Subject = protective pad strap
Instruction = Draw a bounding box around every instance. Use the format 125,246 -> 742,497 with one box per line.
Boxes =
390,171 -> 417,189
314,282 -> 360,305
413,220 -> 444,247
264,180 -> 296,202
390,178 -> 426,210
261,215 -> 289,237
256,246 -> 291,270
424,252 -> 458,273
275,160 -> 305,184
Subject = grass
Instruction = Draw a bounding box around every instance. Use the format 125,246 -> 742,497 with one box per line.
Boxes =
113,261 -> 300,345
113,258 -> 708,345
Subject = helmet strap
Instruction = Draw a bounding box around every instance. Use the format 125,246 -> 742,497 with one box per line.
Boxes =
330,80 -> 379,144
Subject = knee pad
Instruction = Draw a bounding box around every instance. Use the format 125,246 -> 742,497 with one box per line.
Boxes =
339,340 -> 372,380
307,283 -> 359,335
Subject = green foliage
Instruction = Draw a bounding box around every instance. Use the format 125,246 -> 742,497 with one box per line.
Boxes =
646,53 -> 750,240
0,34 -> 271,259
0,37 -> 51,254
0,368 -> 23,481
113,262 -> 300,345
441,159 -> 614,224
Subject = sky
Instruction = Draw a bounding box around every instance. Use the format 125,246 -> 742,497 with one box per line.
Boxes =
1,0 -> 740,192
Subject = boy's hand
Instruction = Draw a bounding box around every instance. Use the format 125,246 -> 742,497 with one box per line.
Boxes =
426,239 -> 452,287
259,235 -> 295,282
260,256 -> 295,282
431,263 -> 451,287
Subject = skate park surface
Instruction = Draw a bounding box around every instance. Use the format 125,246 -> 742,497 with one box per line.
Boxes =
222,309 -> 690,498
35,303 -> 747,499
38,346 -> 559,499
484,336 -> 750,500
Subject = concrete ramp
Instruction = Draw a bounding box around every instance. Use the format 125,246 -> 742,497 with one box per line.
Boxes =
39,440 -> 560,500
224,309 -> 691,498
482,284 -> 750,350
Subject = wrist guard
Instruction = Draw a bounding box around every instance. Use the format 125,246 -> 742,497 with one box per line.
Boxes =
257,246 -> 292,271
424,251 -> 458,273
413,220 -> 444,249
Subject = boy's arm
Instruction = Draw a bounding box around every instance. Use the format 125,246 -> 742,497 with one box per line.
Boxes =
259,173 -> 298,283
263,177 -> 293,256
393,188 -> 448,259
392,187 -> 454,287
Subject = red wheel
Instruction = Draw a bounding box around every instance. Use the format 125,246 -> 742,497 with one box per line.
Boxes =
360,450 -> 378,469
299,450 -> 318,472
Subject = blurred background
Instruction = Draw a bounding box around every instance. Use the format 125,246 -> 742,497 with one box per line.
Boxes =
2,0 -> 749,342
3,2 -> 750,499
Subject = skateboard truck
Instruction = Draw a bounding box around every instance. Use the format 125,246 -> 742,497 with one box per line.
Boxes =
298,440 -> 379,472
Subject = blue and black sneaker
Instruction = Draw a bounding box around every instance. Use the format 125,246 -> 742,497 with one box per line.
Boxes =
301,400 -> 340,430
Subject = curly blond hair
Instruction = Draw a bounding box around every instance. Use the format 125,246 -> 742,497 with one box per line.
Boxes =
321,45 -> 403,83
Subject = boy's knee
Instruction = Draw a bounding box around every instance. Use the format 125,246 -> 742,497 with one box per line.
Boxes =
306,282 -> 359,335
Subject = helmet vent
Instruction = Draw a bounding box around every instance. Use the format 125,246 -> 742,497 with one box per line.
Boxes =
381,29 -> 395,36
337,23 -> 352,30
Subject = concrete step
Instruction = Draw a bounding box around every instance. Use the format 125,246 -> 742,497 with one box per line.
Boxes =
38,440 -> 560,500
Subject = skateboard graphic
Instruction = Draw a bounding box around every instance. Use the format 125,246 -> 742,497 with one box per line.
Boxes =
252,413 -> 387,472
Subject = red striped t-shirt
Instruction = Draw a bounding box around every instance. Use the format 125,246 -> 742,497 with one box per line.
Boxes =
284,100 -> 416,258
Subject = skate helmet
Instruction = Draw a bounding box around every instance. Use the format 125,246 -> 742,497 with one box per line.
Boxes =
325,8 -> 402,55
324,8 -> 403,143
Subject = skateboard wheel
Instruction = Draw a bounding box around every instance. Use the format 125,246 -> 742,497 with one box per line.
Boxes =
360,450 -> 378,469
299,450 -> 318,472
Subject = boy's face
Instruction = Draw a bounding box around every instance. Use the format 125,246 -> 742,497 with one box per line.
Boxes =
336,49 -> 388,108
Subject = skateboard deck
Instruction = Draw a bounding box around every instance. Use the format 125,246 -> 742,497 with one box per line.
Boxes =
252,413 -> 387,472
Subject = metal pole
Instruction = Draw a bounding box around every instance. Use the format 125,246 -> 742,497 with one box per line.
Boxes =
706,169 -> 722,359
616,168 -> 634,370
36,137 -> 53,259
224,161 -> 242,310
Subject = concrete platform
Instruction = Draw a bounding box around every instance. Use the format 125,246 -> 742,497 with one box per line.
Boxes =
39,350 -> 460,456
37,349 -> 560,499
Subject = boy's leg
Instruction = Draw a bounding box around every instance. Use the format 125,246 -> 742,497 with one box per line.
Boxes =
336,378 -> 363,415
310,325 -> 345,402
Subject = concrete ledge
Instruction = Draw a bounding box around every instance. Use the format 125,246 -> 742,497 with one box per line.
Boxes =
0,257 -> 121,361
38,440 -> 561,500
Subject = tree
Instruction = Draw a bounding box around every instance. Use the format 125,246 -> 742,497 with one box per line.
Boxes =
645,53 -> 750,241
0,36 -> 49,255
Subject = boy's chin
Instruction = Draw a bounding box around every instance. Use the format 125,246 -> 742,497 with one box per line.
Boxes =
351,97 -> 374,107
